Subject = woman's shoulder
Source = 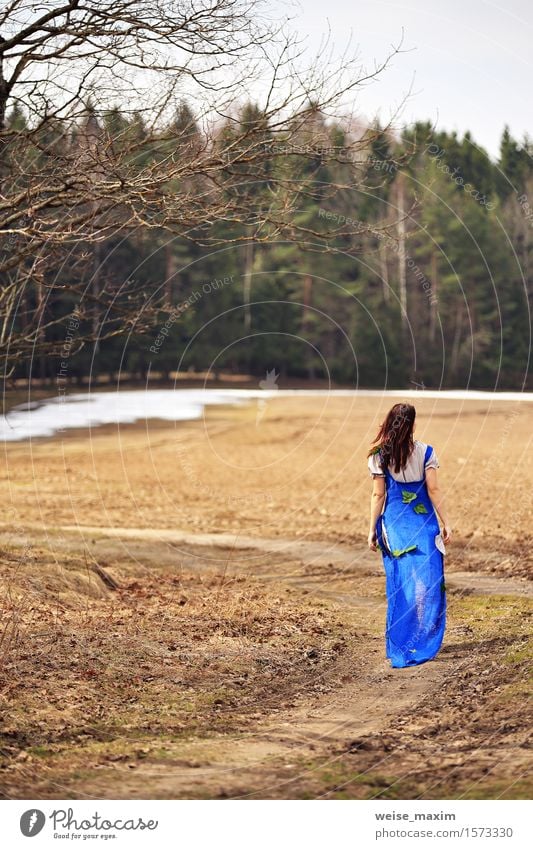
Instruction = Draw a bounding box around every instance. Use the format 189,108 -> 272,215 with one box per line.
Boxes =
414,439 -> 433,452
367,445 -> 382,464
414,439 -> 439,467
367,446 -> 385,476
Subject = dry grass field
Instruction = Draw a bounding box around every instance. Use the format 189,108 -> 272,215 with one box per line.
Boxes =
0,393 -> 531,798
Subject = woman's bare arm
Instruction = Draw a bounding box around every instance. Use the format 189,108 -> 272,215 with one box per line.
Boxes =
368,475 -> 386,551
425,467 -> 452,542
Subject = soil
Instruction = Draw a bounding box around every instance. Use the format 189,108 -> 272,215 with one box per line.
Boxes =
0,394 -> 531,799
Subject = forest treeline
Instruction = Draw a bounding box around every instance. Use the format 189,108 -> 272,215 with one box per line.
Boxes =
7,105 -> 532,390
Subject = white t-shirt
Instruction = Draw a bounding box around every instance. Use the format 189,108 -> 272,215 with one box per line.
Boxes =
367,439 -> 439,482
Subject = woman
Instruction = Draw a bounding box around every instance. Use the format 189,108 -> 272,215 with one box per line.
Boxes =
367,403 -> 452,668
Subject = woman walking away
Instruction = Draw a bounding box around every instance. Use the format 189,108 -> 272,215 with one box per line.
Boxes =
367,403 -> 452,668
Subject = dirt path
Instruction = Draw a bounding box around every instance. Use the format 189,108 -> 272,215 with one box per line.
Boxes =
60,524 -> 533,599
19,523 -> 521,800
2,521 -> 530,799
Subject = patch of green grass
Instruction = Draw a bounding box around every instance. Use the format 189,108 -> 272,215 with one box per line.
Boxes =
503,645 -> 532,666
291,752 -> 533,801
292,757 -> 406,799
493,679 -> 531,701
68,768 -> 102,782
27,745 -> 55,759
454,779 -> 532,800
449,595 -> 532,640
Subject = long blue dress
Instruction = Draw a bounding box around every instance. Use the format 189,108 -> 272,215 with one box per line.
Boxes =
375,444 -> 446,668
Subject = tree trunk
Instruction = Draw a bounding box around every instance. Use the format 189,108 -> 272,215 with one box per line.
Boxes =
35,279 -> 46,382
429,250 -> 438,343
0,49 -> 11,184
164,240 -> 176,306
378,235 -> 390,302
450,301 -> 464,377
243,239 -> 254,332
301,273 -> 312,329
301,273 -> 315,379
92,239 -> 101,355
397,173 -> 407,328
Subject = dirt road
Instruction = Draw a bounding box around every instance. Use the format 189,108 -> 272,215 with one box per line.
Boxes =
0,523 -> 530,799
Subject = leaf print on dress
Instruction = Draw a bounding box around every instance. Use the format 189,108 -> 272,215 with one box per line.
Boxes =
391,544 -> 418,557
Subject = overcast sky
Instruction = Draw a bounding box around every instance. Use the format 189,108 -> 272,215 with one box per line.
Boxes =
279,0 -> 531,159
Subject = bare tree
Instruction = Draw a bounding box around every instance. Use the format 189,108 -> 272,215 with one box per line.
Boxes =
0,0 -> 403,377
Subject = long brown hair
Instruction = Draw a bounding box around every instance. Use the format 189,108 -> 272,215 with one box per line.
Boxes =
367,403 -> 416,474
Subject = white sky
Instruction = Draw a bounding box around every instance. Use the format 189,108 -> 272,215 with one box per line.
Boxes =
278,0 -> 532,159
